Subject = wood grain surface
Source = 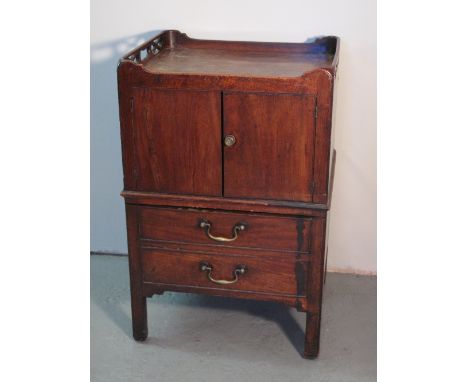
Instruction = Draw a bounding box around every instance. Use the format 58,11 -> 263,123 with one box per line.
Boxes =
118,30 -> 339,358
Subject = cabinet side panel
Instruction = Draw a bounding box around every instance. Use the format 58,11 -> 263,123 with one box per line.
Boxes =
131,88 -> 222,196
118,63 -> 137,190
312,71 -> 334,203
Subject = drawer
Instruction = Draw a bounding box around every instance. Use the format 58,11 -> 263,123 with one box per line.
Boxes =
141,248 -> 308,296
138,206 -> 312,253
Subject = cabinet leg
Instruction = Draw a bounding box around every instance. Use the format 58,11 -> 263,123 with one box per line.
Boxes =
126,204 -> 148,342
304,312 -> 321,359
131,293 -> 148,341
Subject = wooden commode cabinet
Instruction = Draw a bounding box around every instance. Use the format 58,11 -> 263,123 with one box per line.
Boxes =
118,30 -> 339,358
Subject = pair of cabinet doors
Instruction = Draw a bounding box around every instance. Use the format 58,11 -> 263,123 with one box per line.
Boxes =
129,88 -> 317,202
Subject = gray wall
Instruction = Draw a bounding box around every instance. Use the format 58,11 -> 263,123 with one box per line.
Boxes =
91,0 -> 376,274
91,32 -> 157,253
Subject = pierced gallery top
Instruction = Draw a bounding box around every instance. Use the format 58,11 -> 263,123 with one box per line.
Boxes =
118,30 -> 339,359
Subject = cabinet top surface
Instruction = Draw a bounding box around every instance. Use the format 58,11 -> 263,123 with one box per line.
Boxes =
121,30 -> 339,79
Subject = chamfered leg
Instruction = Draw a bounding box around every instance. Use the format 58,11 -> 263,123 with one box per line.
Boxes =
125,203 -> 148,341
130,293 -> 148,341
304,312 -> 321,358
303,217 -> 327,359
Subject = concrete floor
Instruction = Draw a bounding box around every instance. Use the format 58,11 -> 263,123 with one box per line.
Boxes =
91,255 -> 376,382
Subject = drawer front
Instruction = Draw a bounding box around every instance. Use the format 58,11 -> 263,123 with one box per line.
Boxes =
138,206 -> 311,253
141,248 -> 308,296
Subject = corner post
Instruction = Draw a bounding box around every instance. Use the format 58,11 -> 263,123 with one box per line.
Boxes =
304,217 -> 327,358
125,203 -> 148,341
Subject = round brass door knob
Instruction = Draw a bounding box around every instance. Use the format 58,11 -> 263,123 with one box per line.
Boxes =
224,134 -> 236,147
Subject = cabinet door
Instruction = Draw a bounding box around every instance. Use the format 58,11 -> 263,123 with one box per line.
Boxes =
223,92 -> 316,202
131,88 -> 221,196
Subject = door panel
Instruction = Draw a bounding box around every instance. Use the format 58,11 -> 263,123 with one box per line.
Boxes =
223,92 -> 316,202
132,88 -> 221,196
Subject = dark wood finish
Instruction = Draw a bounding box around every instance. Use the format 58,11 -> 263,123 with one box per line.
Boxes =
138,206 -> 312,253
122,30 -> 337,78
224,92 -> 316,201
312,72 -> 335,204
130,88 -> 221,195
121,191 -> 328,217
140,248 -> 308,296
141,282 -> 308,310
139,240 -> 311,261
145,46 -> 333,78
118,30 -> 339,359
125,204 -> 148,341
304,217 -> 327,358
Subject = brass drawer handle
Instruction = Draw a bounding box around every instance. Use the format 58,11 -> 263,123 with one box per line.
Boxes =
199,219 -> 247,242
199,262 -> 247,285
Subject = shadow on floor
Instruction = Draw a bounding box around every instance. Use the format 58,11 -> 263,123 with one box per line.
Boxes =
90,254 -> 305,356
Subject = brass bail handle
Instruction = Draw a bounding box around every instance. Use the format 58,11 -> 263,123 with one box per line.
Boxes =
199,262 -> 247,285
199,219 -> 247,242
